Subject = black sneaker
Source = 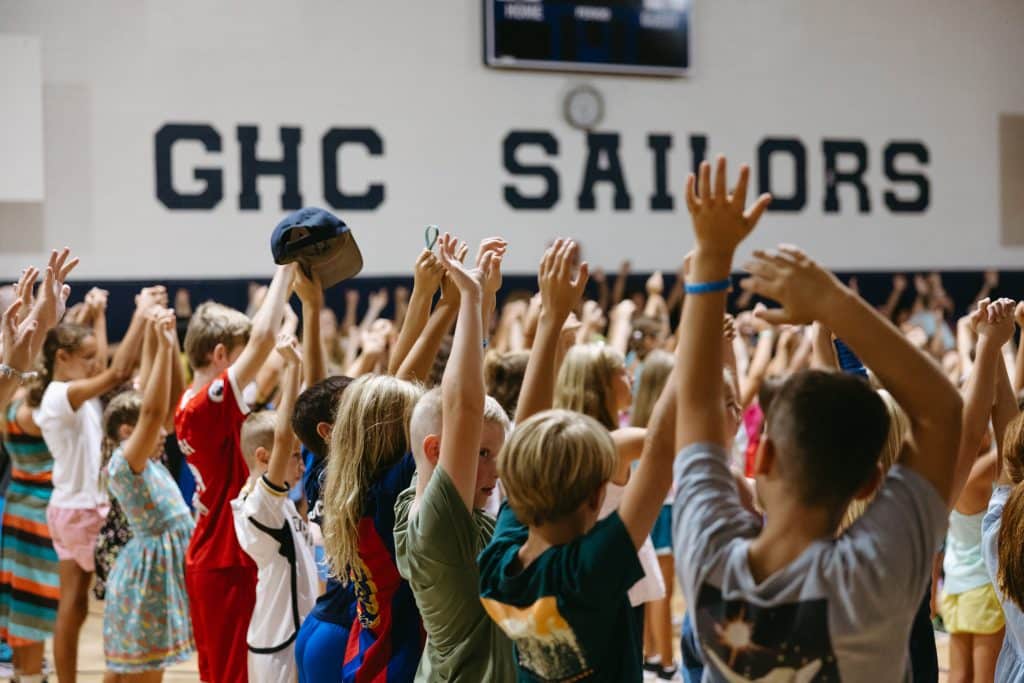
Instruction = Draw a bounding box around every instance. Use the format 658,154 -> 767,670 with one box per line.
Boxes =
657,664 -> 681,681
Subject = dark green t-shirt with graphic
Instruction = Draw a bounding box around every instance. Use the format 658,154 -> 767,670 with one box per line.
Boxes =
478,503 -> 644,682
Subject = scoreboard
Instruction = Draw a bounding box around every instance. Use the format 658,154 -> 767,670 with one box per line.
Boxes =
484,0 -> 691,77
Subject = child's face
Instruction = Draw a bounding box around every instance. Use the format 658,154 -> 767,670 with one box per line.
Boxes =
474,421 -> 507,510
61,335 -> 100,380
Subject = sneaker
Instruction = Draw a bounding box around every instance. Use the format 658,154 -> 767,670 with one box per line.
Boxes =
643,657 -> 662,680
657,664 -> 682,681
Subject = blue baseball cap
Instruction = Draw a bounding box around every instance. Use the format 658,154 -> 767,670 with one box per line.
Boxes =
270,207 -> 363,288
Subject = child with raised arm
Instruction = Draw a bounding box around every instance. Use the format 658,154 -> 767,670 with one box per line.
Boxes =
393,234 -> 515,682
34,286 -> 157,683
103,309 -> 195,677
175,263 -> 296,683
673,156 -> 962,680
478,236 -> 680,682
232,336 -> 317,683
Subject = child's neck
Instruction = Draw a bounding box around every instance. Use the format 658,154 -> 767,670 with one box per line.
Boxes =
516,518 -> 589,571
748,503 -> 835,583
191,365 -> 220,390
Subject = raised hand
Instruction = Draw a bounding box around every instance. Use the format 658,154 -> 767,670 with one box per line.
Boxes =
538,238 -> 589,323
34,247 -> 79,331
1,300 -> 39,373
740,245 -> 844,326
276,332 -> 302,366
984,269 -> 999,289
12,268 -> 38,326
293,267 -> 324,307
971,297 -> 1016,346
368,288 -> 389,311
413,249 -> 445,295
436,232 -> 495,299
476,237 -> 507,296
136,285 -> 169,313
85,287 -> 109,318
893,274 -> 908,293
646,271 -> 664,296
685,156 -> 771,259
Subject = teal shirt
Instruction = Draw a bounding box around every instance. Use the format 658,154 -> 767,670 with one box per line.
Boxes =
478,503 -> 644,682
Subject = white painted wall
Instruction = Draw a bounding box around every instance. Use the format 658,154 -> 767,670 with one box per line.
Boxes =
1,0 -> 1022,278
0,35 -> 44,201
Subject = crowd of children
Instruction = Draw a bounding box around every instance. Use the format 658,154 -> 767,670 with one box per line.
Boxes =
2,155 -> 1024,682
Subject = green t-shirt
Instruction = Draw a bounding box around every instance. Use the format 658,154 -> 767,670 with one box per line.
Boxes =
478,503 -> 644,682
394,466 -> 516,682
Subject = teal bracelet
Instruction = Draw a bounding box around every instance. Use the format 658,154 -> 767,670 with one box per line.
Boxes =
684,278 -> 731,294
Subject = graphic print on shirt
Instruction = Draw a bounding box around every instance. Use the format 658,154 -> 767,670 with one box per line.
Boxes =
480,596 -> 590,680
351,557 -> 382,629
695,583 -> 838,682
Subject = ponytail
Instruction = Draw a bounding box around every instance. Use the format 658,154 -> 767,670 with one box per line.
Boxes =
997,414 -> 1024,610
27,324 -> 92,407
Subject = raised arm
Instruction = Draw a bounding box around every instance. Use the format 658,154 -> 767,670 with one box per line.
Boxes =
85,288 -> 110,367
994,329 -> 1020,460
738,307 -> 776,408
266,336 -> 302,489
123,310 -> 176,473
514,240 -> 588,424
388,250 -> 444,375
810,322 -> 839,370
395,290 -> 457,383
741,247 -> 963,505
677,157 -> 771,450
232,264 -> 296,389
0,299 -> 41,411
293,269 -> 327,387
435,233 -> 498,510
951,298 -> 1016,502
879,274 -> 907,321
67,286 -> 160,411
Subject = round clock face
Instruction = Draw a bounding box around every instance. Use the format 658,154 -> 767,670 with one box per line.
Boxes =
565,86 -> 604,130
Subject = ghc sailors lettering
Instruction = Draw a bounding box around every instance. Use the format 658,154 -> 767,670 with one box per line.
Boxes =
155,123 -> 929,215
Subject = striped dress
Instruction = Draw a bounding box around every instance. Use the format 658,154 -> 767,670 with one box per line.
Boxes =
0,401 -> 59,645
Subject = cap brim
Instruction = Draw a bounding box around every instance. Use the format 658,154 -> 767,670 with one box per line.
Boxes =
297,232 -> 363,289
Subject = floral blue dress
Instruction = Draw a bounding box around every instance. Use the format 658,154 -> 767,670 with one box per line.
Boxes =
103,449 -> 195,672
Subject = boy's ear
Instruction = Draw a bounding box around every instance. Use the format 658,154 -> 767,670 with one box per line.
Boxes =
316,421 -> 332,442
423,435 -> 441,466
852,463 -> 884,501
211,343 -> 228,366
254,446 -> 270,467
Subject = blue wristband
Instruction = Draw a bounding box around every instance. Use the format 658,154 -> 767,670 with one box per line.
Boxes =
684,278 -> 731,295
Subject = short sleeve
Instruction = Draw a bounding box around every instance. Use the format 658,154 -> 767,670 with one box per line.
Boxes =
406,466 -> 479,567
233,476 -> 290,566
175,368 -> 249,464
983,485 -> 1011,587
567,512 -> 644,597
672,444 -> 761,604
34,381 -> 74,431
838,465 -> 948,612
105,450 -> 136,502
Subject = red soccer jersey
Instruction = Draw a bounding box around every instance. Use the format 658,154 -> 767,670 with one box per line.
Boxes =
175,367 -> 256,571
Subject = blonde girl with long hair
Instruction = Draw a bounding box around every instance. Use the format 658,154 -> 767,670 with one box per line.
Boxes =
318,374 -> 423,681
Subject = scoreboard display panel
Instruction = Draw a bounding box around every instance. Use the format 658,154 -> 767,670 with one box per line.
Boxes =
484,1 -> 691,76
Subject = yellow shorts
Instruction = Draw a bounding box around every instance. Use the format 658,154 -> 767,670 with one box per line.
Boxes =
940,583 -> 1006,635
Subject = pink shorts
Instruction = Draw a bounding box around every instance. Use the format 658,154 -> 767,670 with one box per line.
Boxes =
46,505 -> 109,572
